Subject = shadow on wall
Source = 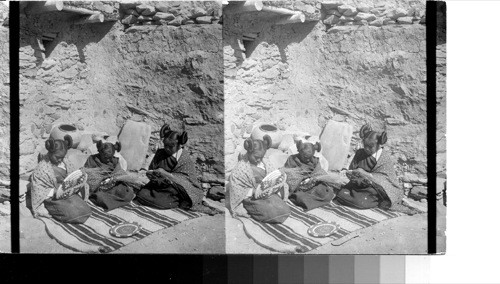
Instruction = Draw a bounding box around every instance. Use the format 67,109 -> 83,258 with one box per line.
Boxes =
21,12 -> 115,66
246,21 -> 317,62
225,12 -> 316,68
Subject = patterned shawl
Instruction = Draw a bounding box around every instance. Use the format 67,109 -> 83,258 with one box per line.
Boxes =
349,148 -> 416,214
227,154 -> 276,214
148,149 -> 204,207
29,155 -> 77,217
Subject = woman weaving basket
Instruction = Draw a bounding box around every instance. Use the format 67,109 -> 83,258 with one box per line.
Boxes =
28,135 -> 91,224
83,140 -> 136,211
227,135 -> 291,224
135,124 -> 219,215
335,124 -> 419,214
282,138 -> 340,211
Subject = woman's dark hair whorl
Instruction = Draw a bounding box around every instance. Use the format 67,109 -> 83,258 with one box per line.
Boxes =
63,135 -> 73,149
262,135 -> 272,150
45,135 -> 72,153
314,141 -> 321,152
359,124 -> 372,139
161,124 -> 188,145
244,138 -> 254,152
377,131 -> 388,145
96,140 -> 103,151
114,141 -> 122,152
45,137 -> 56,152
160,124 -> 171,138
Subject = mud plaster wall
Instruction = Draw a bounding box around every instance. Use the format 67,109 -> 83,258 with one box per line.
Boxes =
19,9 -> 224,183
0,17 -> 9,183
224,1 -> 434,188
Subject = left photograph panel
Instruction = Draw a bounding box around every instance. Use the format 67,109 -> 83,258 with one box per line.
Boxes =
18,1 -> 225,253
0,1 -> 10,253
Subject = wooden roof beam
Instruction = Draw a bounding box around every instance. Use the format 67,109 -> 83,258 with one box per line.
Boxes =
260,6 -> 298,16
25,1 -> 103,17
275,13 -> 306,25
74,13 -> 105,25
61,5 -> 99,16
224,0 -> 263,14
24,1 -> 63,15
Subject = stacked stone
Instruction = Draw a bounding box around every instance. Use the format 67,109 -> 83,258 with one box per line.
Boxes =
401,172 -> 430,204
0,3 -> 8,27
0,17 -> 9,191
0,198 -> 9,216
436,44 -> 446,204
200,172 -> 225,202
120,2 -> 222,28
0,4 -> 8,216
322,2 -> 425,31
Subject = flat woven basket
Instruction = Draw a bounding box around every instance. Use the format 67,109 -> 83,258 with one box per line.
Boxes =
254,170 -> 286,199
55,169 -> 89,200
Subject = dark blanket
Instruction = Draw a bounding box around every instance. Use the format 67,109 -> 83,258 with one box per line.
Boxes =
137,149 -> 204,208
84,155 -> 134,211
284,154 -> 336,210
339,148 -> 417,214
282,154 -> 331,193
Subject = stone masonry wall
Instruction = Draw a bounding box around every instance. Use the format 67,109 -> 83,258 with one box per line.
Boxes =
19,3 -> 224,189
119,1 -> 222,27
224,0 -> 431,197
265,0 -> 426,25
320,1 -> 425,28
0,4 -> 10,187
436,2 -> 446,200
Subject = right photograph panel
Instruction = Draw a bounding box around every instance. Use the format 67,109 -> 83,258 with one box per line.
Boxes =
224,0 -> 441,254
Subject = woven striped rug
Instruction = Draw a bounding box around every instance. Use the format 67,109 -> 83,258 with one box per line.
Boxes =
236,201 -> 405,253
39,201 -> 204,253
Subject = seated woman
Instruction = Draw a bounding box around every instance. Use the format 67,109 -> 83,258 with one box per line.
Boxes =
28,135 -> 91,224
284,138 -> 328,190
227,135 -> 290,224
83,140 -> 135,211
335,124 -> 417,214
135,124 -> 218,215
283,139 -> 337,211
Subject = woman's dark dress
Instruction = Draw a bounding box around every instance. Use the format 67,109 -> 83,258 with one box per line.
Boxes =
284,154 -> 336,211
335,150 -> 383,209
84,154 -> 135,211
135,149 -> 204,210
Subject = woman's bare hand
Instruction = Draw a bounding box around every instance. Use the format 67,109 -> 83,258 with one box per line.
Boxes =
155,168 -> 172,179
145,170 -> 155,179
146,168 -> 170,179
